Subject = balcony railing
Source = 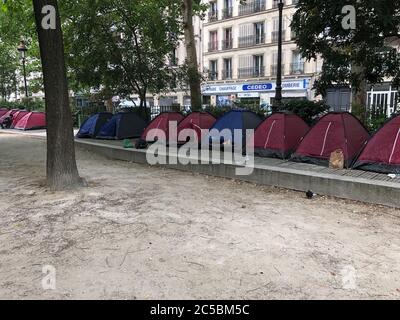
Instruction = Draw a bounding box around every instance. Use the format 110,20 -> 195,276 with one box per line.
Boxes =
208,11 -> 218,22
239,0 -> 266,16
208,71 -> 219,81
169,58 -> 178,67
238,67 -> 265,79
238,34 -> 265,48
208,41 -> 219,52
272,0 -> 286,8
290,62 -> 305,74
222,7 -> 233,19
271,30 -> 286,43
222,38 -> 233,50
222,69 -> 233,80
271,64 -> 285,76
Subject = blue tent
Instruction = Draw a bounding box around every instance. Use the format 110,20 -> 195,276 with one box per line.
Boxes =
96,112 -> 147,140
77,112 -> 113,138
206,109 -> 263,146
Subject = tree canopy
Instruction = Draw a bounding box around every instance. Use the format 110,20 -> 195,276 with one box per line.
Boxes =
291,0 -> 400,103
0,0 -> 43,100
61,0 -> 184,115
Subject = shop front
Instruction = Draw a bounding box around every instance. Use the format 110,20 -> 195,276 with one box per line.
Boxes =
202,79 -> 311,109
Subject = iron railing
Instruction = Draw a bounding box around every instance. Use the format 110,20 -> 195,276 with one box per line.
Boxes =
238,34 -> 265,48
221,69 -> 233,80
208,41 -> 219,52
271,30 -> 286,43
208,11 -> 218,22
290,62 -> 305,74
239,0 -> 266,16
222,7 -> 233,19
271,64 -> 285,76
222,38 -> 233,50
238,67 -> 265,79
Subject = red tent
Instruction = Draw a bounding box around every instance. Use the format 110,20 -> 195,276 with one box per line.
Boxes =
354,115 -> 400,173
252,112 -> 310,159
0,108 -> 8,118
0,109 -> 19,125
10,110 -> 29,128
177,112 -> 216,144
292,112 -> 370,168
141,112 -> 184,143
14,112 -> 46,130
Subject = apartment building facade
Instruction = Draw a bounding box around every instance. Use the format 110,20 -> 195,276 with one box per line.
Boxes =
201,0 -> 321,109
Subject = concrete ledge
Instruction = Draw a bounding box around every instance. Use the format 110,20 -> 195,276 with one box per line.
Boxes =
75,139 -> 400,208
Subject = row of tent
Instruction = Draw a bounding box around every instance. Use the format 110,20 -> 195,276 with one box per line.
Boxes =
0,108 -> 46,130
77,110 -> 400,174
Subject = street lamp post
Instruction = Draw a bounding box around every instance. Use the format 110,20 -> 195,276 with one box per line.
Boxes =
17,40 -> 29,100
274,0 -> 284,111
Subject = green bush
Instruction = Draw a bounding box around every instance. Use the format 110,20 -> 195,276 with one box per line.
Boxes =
203,106 -> 232,119
367,114 -> 387,132
0,100 -> 25,110
26,99 -> 46,112
204,105 -> 268,120
0,99 -> 45,112
279,100 -> 330,125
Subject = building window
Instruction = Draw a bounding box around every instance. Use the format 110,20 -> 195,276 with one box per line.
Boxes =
170,49 -> 178,66
271,51 -> 285,76
254,22 -> 265,45
290,51 -> 305,74
222,0 -> 233,19
272,0 -> 286,8
253,55 -> 264,77
208,31 -> 219,52
222,58 -> 232,80
238,22 -> 265,48
272,17 -> 286,43
239,0 -> 266,16
223,28 -> 233,50
238,55 -> 264,78
209,1 -> 218,22
209,60 -> 218,80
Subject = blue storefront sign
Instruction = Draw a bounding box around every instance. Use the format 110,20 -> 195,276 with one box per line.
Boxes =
202,79 -> 311,95
242,83 -> 273,91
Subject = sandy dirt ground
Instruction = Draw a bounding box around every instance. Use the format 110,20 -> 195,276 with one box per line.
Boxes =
1,133 -> 400,300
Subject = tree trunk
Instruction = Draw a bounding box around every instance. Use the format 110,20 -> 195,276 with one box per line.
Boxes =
105,98 -> 113,113
182,0 -> 202,111
351,64 -> 368,124
33,0 -> 84,190
139,90 -> 149,121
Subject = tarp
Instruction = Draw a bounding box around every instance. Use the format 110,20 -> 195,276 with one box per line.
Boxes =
77,112 -> 113,138
292,112 -> 370,168
177,112 -> 216,144
253,112 -> 310,159
96,112 -> 147,140
207,109 -> 263,146
141,112 -> 184,143
14,112 -> 46,130
10,110 -> 29,129
354,114 -> 400,173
